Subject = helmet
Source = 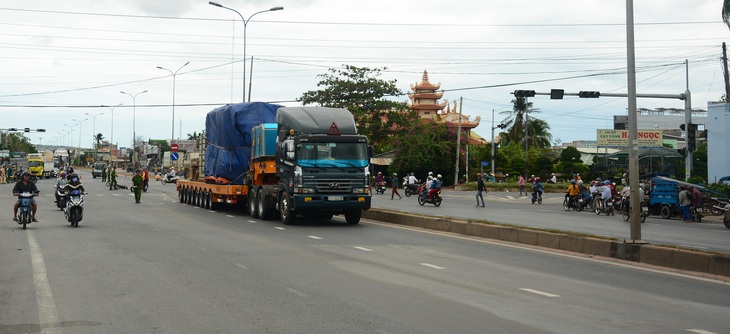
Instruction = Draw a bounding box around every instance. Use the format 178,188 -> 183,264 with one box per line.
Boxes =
377,172 -> 381,175
477,173 -> 482,176
570,180 -> 576,184
428,171 -> 433,176
70,173 -> 80,183
604,180 -> 611,185
437,174 -> 442,179
22,171 -> 31,177
410,172 -> 414,176
392,173 -> 397,176
60,171 -> 67,178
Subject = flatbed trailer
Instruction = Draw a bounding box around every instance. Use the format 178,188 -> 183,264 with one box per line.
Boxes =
176,180 -> 248,210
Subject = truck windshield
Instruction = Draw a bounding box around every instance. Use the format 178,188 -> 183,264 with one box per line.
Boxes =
297,142 -> 368,168
28,161 -> 42,167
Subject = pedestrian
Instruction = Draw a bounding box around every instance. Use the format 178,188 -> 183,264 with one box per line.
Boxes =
0,164 -> 6,184
143,168 -> 150,191
132,169 -> 143,203
678,185 -> 692,223
391,172 -> 402,200
476,173 -> 486,207
101,165 -> 107,183
518,175 -> 526,196
109,167 -> 117,190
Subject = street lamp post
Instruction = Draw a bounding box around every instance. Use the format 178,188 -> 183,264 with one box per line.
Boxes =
120,90 -> 148,167
157,61 -> 190,144
71,118 -> 89,149
209,2 -> 283,102
85,112 -> 104,161
104,103 -> 123,148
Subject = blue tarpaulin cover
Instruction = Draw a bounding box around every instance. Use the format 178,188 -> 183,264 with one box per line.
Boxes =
204,102 -> 281,184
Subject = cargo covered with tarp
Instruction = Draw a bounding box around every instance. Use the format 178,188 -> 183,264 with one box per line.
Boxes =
204,102 -> 281,184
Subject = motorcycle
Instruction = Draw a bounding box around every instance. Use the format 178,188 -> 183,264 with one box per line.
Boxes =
403,183 -> 420,197
416,184 -> 442,207
375,181 -> 386,194
161,173 -> 180,185
55,188 -> 67,210
723,203 -> 730,229
563,193 -> 585,211
622,199 -> 648,223
595,197 -> 615,216
64,185 -> 85,227
15,191 -> 37,230
531,189 -> 542,204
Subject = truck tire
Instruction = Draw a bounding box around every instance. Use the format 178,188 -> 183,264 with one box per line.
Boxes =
660,205 -> 672,219
279,192 -> 296,225
257,189 -> 273,220
179,188 -> 184,203
249,189 -> 259,218
344,210 -> 361,225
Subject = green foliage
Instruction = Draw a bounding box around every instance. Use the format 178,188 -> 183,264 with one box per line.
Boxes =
0,132 -> 35,153
692,142 -> 707,181
708,183 -> 730,197
298,65 -> 409,153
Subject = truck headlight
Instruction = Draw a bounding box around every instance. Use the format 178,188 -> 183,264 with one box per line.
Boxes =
353,187 -> 370,194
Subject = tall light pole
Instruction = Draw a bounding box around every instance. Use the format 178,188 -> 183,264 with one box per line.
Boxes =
104,103 -> 123,148
209,2 -> 284,102
71,118 -> 88,149
120,90 -> 148,167
85,112 -> 104,161
157,61 -> 190,144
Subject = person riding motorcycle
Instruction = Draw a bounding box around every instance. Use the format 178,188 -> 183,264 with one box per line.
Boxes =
55,171 -> 68,204
566,179 -> 580,208
428,174 -> 443,200
598,180 -> 613,210
64,173 -> 85,195
13,171 -> 39,222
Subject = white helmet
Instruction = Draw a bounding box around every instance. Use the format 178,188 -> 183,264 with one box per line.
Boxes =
437,174 -> 442,179
428,171 -> 433,176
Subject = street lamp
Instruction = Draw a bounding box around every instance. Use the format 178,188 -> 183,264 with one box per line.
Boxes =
71,118 -> 89,149
85,112 -> 104,161
209,2 -> 283,102
103,103 -> 123,147
120,90 -> 148,167
157,61 -> 190,143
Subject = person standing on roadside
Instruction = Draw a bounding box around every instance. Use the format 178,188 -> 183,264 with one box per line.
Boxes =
391,172 -> 402,200
476,173 -> 486,207
101,165 -> 107,183
132,169 -> 143,203
678,185 -> 692,223
518,175 -> 526,196
109,166 -> 117,190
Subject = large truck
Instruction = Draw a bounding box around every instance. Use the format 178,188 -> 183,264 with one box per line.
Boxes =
176,102 -> 372,224
27,151 -> 56,179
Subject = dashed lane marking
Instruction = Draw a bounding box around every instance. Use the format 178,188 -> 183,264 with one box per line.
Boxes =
519,288 -> 560,298
28,231 -> 61,334
308,236 -> 323,240
354,246 -> 373,252
419,263 -> 445,270
274,227 -> 285,230
226,215 -> 235,218
235,263 -> 247,269
687,329 -> 718,334
287,288 -> 309,298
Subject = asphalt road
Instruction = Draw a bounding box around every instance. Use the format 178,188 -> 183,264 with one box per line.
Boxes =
372,188 -> 730,254
1,170 -> 729,333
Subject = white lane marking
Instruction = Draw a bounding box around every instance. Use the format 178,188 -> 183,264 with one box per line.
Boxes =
199,248 -> 208,251
354,246 -> 373,252
96,193 -> 104,196
226,215 -> 235,218
687,329 -> 718,334
287,288 -> 309,298
112,194 -> 121,196
247,220 -> 257,223
28,231 -> 61,334
308,236 -> 323,240
274,227 -> 286,230
208,211 -> 216,213
506,196 -> 515,200
519,288 -> 560,298
153,228 -> 161,232
235,263 -> 247,269
419,263 -> 445,270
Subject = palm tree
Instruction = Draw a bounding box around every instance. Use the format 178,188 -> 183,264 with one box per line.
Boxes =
525,118 -> 552,149
500,97 -> 545,147
186,131 -> 198,140
94,133 -> 104,151
724,0 -> 730,31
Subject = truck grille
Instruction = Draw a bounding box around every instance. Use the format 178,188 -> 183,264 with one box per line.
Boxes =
307,179 -> 361,193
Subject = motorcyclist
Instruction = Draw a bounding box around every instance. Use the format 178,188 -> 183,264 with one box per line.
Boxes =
64,173 -> 85,194
375,171 -> 384,188
598,180 -> 612,211
532,177 -> 543,200
13,171 -> 39,222
428,174 -> 443,200
167,167 -> 176,181
143,168 -> 150,190
407,172 -> 419,186
54,171 -> 68,204
566,179 -> 580,208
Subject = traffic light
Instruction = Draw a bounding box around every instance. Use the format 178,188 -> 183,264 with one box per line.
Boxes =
513,90 -> 535,98
37,129 -> 45,132
8,128 -> 17,131
677,148 -> 686,157
687,123 -> 697,152
24,128 -> 30,132
679,124 -> 685,131
550,89 -> 564,100
578,91 -> 601,98
497,123 -> 507,129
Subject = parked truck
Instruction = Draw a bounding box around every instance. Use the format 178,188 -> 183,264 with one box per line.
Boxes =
176,102 -> 372,225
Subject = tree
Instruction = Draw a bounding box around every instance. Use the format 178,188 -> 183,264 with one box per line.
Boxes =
298,65 -> 409,153
500,97 -> 552,150
187,131 -> 198,140
724,0 -> 730,31
0,132 -> 35,153
555,146 -> 589,177
94,133 -> 104,152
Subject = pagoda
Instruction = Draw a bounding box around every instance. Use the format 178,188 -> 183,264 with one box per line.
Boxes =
408,70 -> 483,143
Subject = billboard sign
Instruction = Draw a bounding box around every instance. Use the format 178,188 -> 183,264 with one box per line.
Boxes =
597,129 -> 663,148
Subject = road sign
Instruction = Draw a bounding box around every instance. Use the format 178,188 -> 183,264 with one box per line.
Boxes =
481,161 -> 489,167
170,152 -> 179,161
170,143 -> 179,152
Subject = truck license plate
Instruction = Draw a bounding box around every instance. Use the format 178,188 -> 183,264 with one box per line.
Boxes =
328,196 -> 344,201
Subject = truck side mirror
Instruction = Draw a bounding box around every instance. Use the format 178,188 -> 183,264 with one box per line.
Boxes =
367,145 -> 374,158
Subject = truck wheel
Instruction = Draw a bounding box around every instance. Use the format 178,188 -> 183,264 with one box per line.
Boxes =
724,213 -> 730,229
660,205 -> 671,219
248,189 -> 259,218
179,188 -> 185,203
257,189 -> 272,220
279,193 -> 296,225
344,210 -> 361,224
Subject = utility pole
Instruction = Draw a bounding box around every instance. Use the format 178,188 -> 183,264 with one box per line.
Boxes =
454,97 -> 463,186
723,43 -> 730,100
